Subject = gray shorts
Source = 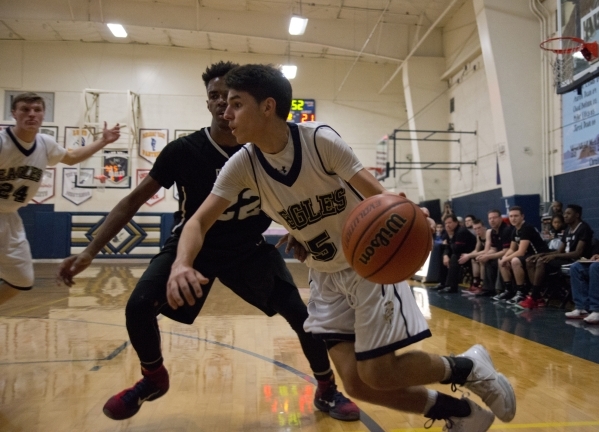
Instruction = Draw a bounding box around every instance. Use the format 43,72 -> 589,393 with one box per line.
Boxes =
304,267 -> 431,361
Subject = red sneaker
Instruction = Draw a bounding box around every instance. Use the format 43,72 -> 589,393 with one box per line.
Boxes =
103,365 -> 169,420
314,377 -> 360,421
517,296 -> 541,310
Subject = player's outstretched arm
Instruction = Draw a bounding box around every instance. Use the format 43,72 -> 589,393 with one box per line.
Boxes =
61,122 -> 121,166
167,193 -> 231,309
56,176 -> 161,286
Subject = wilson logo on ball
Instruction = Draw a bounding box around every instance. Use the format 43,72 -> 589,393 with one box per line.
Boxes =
358,213 -> 407,265
343,200 -> 381,246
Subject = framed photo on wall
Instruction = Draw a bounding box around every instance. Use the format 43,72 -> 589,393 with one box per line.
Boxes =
40,126 -> 59,140
174,130 -> 196,139
139,128 -> 168,164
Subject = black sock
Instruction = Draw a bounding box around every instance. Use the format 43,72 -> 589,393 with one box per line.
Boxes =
530,285 -> 542,300
516,284 -> 527,295
503,281 -> 514,295
440,356 -> 474,385
314,370 -> 334,383
472,277 -> 480,287
425,392 -> 472,420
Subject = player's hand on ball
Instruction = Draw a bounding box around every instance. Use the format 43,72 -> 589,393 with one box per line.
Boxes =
167,262 -> 209,309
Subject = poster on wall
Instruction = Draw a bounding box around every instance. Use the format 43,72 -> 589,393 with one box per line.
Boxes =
32,168 -> 56,204
174,130 -> 195,139
139,128 -> 168,163
62,168 -> 94,205
102,150 -> 129,185
40,126 -> 58,140
562,78 -> 599,172
137,169 -> 164,206
64,127 -> 95,150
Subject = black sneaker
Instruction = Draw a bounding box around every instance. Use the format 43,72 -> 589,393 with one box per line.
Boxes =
506,291 -> 525,305
103,365 -> 169,420
493,291 -> 512,302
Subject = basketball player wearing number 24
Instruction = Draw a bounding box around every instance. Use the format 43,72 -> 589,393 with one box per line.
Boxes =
0,92 -> 120,305
169,64 -> 516,431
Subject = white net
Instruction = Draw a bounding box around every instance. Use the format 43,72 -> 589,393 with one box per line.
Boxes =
552,54 -> 575,88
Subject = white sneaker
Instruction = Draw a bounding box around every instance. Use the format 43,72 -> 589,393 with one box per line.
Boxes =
506,291 -> 525,305
446,398 -> 495,431
565,309 -> 589,319
584,311 -> 599,324
458,344 -> 516,422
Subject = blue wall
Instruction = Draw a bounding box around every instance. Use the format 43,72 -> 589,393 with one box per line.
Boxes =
553,166 -> 599,235
450,188 -> 503,224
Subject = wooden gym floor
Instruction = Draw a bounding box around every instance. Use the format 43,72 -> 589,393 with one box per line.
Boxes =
1,262 -> 599,431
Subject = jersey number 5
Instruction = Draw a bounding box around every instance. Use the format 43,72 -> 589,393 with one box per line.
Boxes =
305,230 -> 337,262
0,183 -> 29,203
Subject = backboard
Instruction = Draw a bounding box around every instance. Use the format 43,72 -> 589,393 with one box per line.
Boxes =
558,0 -> 599,93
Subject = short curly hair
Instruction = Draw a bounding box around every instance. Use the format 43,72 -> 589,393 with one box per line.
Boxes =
201,61 -> 239,87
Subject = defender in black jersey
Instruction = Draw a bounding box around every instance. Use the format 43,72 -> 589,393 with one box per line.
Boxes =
57,62 -> 358,422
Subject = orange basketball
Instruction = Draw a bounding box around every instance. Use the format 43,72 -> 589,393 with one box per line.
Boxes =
342,194 -> 432,284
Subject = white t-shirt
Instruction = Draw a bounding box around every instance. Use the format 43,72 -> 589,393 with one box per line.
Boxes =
212,122 -> 363,273
0,127 -> 66,212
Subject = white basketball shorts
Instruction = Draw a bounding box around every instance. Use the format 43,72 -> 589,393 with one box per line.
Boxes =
304,266 -> 431,361
0,212 -> 34,289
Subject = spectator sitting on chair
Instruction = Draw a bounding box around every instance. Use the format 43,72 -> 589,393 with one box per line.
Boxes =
521,205 -> 594,309
464,214 -> 477,235
478,210 -> 513,298
460,219 -> 488,295
540,214 -> 553,240
548,200 -> 563,218
547,214 -> 566,250
565,254 -> 599,323
434,223 -> 444,244
432,214 -> 476,293
497,206 -> 549,305
441,200 -> 453,222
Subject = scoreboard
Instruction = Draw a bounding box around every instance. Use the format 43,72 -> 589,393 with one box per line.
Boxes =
287,98 -> 315,123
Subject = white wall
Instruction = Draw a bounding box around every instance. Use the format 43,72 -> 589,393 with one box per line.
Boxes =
0,40 -> 406,211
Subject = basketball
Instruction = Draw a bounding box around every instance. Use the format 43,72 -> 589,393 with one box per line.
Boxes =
342,194 -> 432,284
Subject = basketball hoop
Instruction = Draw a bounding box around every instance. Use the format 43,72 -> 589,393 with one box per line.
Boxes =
540,36 -> 599,89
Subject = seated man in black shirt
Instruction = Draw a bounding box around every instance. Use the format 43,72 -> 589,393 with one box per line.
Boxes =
521,204 -> 594,309
434,214 -> 477,293
476,210 -> 513,298
498,206 -> 549,304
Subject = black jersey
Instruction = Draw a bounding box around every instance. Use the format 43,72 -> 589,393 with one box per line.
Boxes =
149,128 -> 271,249
561,221 -> 594,258
490,222 -> 512,251
511,222 -> 549,255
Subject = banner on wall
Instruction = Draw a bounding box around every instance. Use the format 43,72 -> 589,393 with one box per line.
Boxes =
137,169 -> 164,206
562,78 -> 599,172
62,168 -> 93,205
139,129 -> 168,163
64,127 -> 95,150
32,168 -> 56,204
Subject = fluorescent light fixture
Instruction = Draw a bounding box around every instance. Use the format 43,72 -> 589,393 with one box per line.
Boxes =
289,16 -> 308,35
282,65 -> 297,79
107,23 -> 127,38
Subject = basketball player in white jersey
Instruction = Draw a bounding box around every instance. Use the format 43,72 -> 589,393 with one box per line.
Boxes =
0,92 -> 121,304
166,65 -> 516,431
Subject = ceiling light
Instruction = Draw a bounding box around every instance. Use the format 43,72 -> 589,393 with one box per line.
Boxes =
289,16 -> 308,35
282,65 -> 297,79
107,23 -> 127,38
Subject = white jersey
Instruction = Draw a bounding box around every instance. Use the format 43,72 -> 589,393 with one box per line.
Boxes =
0,127 -> 66,213
212,122 -> 363,273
